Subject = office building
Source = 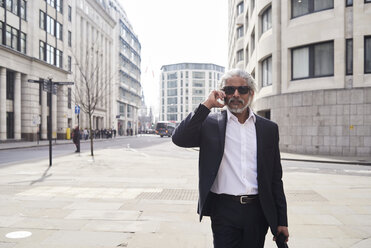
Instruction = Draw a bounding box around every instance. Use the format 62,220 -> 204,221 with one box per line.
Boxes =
0,0 -> 70,141
109,0 -> 142,135
160,63 -> 224,122
228,0 -> 371,156
0,0 -> 142,141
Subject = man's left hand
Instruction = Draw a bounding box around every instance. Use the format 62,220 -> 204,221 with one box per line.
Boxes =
273,226 -> 289,242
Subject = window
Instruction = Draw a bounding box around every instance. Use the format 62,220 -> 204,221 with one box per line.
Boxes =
40,11 -> 46,30
237,25 -> 244,38
292,0 -> 334,18
365,36 -> 371,73
47,16 -> 55,35
11,27 -> 17,49
167,105 -> 177,113
47,0 -> 55,8
20,32 -> 26,54
56,0 -> 63,13
346,39 -> 353,75
39,41 -> 45,60
68,31 -> 71,46
0,0 -> 3,7
292,41 -> 334,80
68,6 -> 72,21
192,71 -> 205,79
346,0 -> 353,6
20,0 -> 26,19
68,56 -> 72,71
167,89 -> 177,96
167,72 -> 177,80
245,46 -> 249,65
56,22 -> 63,40
46,44 -> 55,65
251,29 -> 255,53
6,0 -> 11,12
237,1 -> 244,15
366,0 -> 371,3
11,0 -> 17,14
237,49 -> 243,62
6,71 -> 14,100
68,88 -> 71,109
262,56 -> 272,87
6,25 -> 11,47
167,81 -> 177,88
261,6 -> 272,34
56,49 -> 63,68
4,24 -> 20,51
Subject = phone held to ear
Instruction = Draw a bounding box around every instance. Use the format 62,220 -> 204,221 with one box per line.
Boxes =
217,97 -> 225,106
275,233 -> 288,248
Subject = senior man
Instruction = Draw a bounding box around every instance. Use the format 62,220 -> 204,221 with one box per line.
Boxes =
172,68 -> 289,248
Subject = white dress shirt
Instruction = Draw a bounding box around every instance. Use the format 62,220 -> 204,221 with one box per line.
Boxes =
210,108 -> 258,195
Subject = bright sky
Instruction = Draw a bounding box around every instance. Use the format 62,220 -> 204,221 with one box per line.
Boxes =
118,0 -> 228,115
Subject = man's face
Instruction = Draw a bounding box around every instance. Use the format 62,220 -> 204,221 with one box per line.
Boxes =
223,76 -> 254,114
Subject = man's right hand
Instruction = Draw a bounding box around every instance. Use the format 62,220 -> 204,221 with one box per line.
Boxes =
202,90 -> 226,109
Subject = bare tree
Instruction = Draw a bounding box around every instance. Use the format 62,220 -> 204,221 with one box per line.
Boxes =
71,38 -> 116,156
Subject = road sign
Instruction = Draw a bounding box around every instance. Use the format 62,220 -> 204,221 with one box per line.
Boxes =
75,105 -> 80,114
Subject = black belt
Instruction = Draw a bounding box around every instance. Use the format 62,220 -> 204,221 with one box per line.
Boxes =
213,193 -> 259,204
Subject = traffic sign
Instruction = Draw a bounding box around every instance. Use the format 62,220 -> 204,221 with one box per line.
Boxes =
75,105 -> 80,114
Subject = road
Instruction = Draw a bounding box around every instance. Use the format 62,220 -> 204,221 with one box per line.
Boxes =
0,135 -> 172,167
0,135 -> 370,176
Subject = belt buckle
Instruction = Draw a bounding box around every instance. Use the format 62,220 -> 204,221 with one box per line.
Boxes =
240,196 -> 248,204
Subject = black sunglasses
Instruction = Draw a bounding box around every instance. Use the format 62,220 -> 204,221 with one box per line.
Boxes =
222,86 -> 251,95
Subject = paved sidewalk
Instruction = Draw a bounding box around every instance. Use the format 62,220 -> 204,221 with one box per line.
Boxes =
0,141 -> 370,247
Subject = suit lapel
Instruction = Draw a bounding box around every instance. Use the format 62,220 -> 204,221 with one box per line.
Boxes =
255,115 -> 263,176
218,110 -> 227,153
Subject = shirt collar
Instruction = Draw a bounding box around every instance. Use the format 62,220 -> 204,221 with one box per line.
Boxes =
226,107 -> 256,124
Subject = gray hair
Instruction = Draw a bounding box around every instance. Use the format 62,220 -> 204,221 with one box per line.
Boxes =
219,69 -> 256,93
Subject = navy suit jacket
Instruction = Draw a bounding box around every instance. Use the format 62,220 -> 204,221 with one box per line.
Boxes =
172,104 -> 288,235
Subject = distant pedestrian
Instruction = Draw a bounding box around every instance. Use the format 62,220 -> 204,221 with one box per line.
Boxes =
72,126 -> 80,152
84,129 -> 88,140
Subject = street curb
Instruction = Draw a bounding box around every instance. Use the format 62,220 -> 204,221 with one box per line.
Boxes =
281,158 -> 371,166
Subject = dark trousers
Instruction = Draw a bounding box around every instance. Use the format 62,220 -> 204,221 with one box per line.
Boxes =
210,193 -> 269,248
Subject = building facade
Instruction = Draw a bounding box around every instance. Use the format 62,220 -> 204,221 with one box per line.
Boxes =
71,0 -> 116,134
0,0 -> 141,141
109,0 -> 142,136
228,0 -> 371,156
160,63 -> 224,122
0,0 -> 70,141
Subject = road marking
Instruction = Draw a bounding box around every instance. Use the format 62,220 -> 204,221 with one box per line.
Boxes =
6,231 -> 32,239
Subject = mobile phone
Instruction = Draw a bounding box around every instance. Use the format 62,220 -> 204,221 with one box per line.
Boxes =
217,97 -> 225,106
275,233 -> 288,248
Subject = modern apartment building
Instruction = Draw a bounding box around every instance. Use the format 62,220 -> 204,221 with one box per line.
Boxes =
0,0 -> 141,141
228,0 -> 371,156
109,0 -> 142,136
160,63 -> 224,122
